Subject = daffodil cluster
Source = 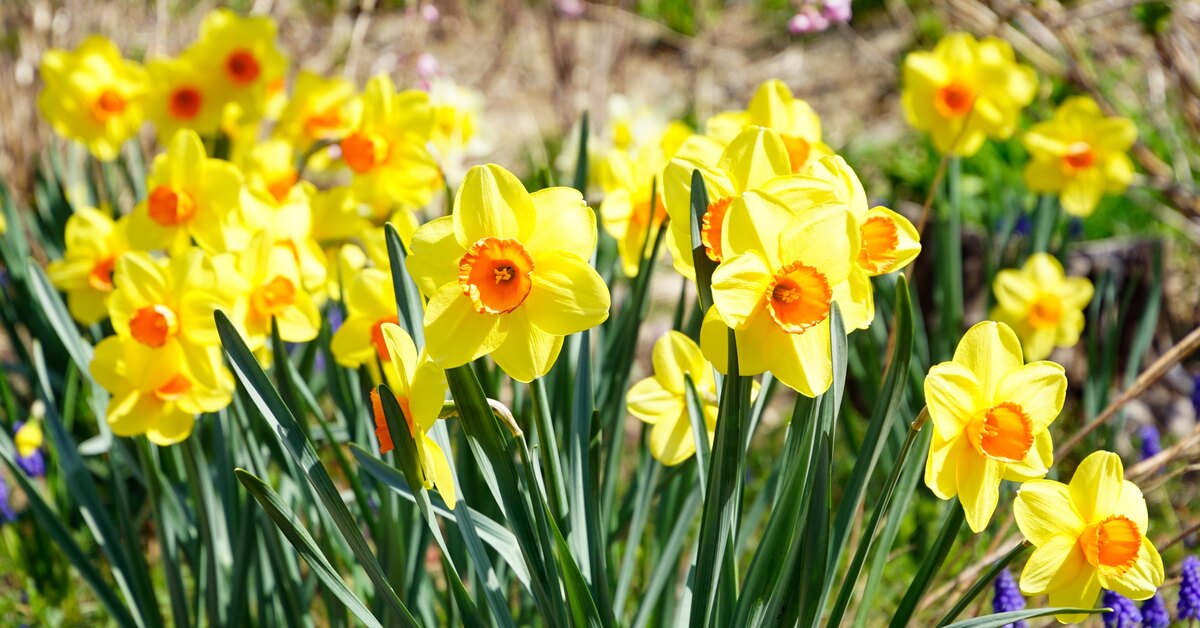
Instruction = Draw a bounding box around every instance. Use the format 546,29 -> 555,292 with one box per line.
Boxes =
40,10 -> 486,445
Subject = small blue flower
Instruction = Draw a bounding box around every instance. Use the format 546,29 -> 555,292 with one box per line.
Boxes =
1191,374 -> 1200,417
1102,589 -> 1141,628
1140,592 -> 1169,628
0,478 -> 14,525
1139,424 -> 1162,462
1180,555 -> 1200,621
1013,214 -> 1032,237
992,567 -> 1026,628
1068,217 -> 1084,239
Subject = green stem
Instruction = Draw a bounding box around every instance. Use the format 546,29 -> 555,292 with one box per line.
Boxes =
530,377 -> 568,520
1030,194 -> 1060,255
183,437 -> 227,626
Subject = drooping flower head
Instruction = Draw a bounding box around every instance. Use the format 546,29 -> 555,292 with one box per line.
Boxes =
1015,451 -> 1165,624
627,331 -> 758,465
1023,96 -> 1137,217
186,9 -> 287,122
992,567 -> 1027,627
924,321 -> 1066,532
406,164 -> 610,382
127,129 -> 250,254
38,36 -> 148,161
47,208 -> 130,325
990,253 -> 1093,361
370,323 -> 455,508
700,197 -> 866,396
706,79 -> 833,173
902,33 -> 1037,156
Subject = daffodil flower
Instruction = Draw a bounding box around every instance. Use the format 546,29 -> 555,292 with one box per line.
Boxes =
428,77 -> 489,186
127,129 -> 251,254
628,331 -> 758,465
331,267 -> 399,369
990,253 -> 1094,361
700,197 -> 863,396
144,56 -> 222,144
47,208 -> 130,325
38,36 -> 148,161
1015,451 -> 1164,623
223,234 -> 323,347
406,164 -> 610,382
275,70 -> 360,169
706,79 -> 833,173
599,143 -> 672,277
663,126 -> 793,280
902,33 -> 1037,156
924,321 -> 1066,532
370,323 -> 456,508
91,335 -> 233,445
340,75 -> 440,218
186,9 -> 287,121
1022,96 -> 1137,217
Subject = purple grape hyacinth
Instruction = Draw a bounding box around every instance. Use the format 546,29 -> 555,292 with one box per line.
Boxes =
992,568 -> 1026,628
1139,423 -> 1162,461
1180,555 -> 1200,621
1102,589 -> 1142,628
1140,592 -> 1169,628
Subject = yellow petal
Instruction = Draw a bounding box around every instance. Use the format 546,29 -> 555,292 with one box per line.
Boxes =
992,267 -> 1035,312
381,323 -> 419,397
1047,563 -> 1100,625
710,251 -> 772,330
722,191 -> 794,268
655,330 -> 709,391
490,308 -> 563,383
627,377 -> 682,425
419,433 -> 457,510
407,216 -> 463,298
925,431 -> 969,500
1019,533 -> 1084,595
772,316 -> 833,397
994,361 -> 1066,432
409,354 -> 448,432
777,204 -> 856,285
952,321 -> 1023,405
718,127 -> 791,193
146,407 -> 196,446
924,361 -> 982,442
956,454 -> 1003,532
526,187 -> 596,260
649,407 -> 698,466
1101,537 -> 1163,600
1068,450 -> 1125,524
1014,479 -> 1085,546
452,164 -> 536,248
423,283 -> 507,369
1060,169 -> 1105,218
523,252 -> 610,336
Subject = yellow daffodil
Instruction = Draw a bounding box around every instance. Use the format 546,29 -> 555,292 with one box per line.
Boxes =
143,56 -> 222,144
902,33 -> 1037,156
14,420 -> 43,459
700,199 -> 864,396
924,321 -> 1066,533
406,164 -> 610,382
765,154 -> 922,327
341,75 -> 440,218
706,79 -> 833,173
598,142 -> 672,277
369,323 -> 456,508
38,36 -> 148,161
186,9 -> 287,121
310,187 -> 373,247
663,126 -> 793,280
91,335 -> 233,445
107,249 -> 234,401
47,208 -> 130,325
225,234 -> 322,346
1023,96 -> 1137,217
1015,451 -> 1164,623
274,70 -> 359,165
428,77 -> 487,185
990,253 -> 1094,362
127,130 -> 250,254
331,268 -> 398,369
628,331 -> 759,465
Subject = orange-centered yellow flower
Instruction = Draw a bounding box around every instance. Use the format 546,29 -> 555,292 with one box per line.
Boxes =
38,36 -> 148,161
222,234 -> 322,347
924,321 -> 1066,533
340,75 -> 440,218
369,323 -> 456,508
127,129 -> 250,254
144,56 -> 222,144
47,208 -> 130,325
598,140 -> 675,277
990,253 -> 1094,362
1015,451 -> 1164,623
186,9 -> 287,122
706,79 -> 833,173
275,70 -> 359,160
902,33 -> 1037,156
700,198 -> 862,397
331,268 -> 399,369
406,164 -> 611,382
628,331 -> 758,465
663,127 -> 793,280
1023,96 -> 1137,217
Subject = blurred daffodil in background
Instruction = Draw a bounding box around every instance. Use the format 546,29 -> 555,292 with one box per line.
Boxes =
991,253 -> 1094,361
1023,96 -> 1137,217
707,79 -> 832,173
47,208 -> 130,325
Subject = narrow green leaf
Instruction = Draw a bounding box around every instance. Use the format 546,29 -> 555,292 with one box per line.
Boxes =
682,374 -> 711,492
236,469 -> 384,628
631,485 -> 702,628
384,222 -> 426,347
215,310 -> 419,628
573,111 -> 589,196
889,502 -> 966,628
937,542 -> 1030,626
944,607 -> 1108,628
688,170 -> 717,312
